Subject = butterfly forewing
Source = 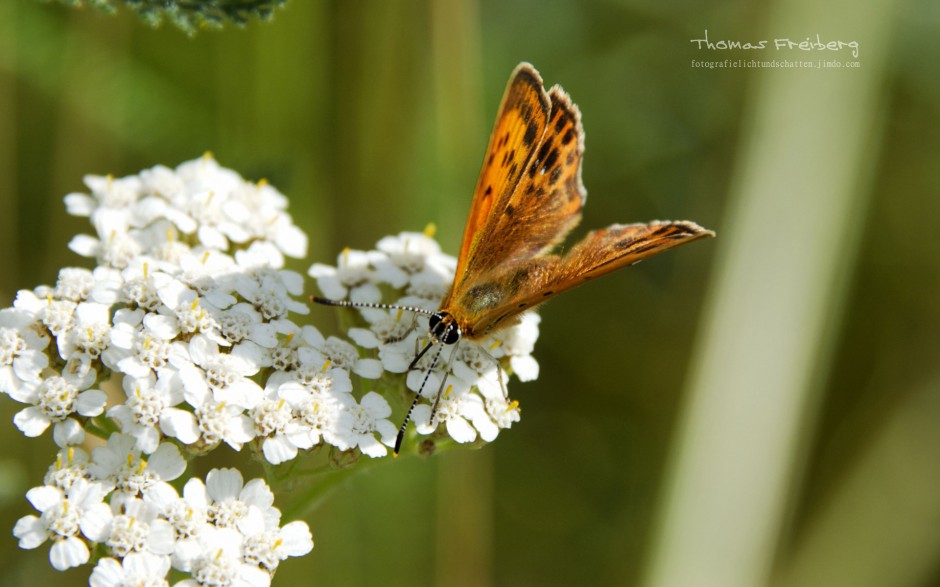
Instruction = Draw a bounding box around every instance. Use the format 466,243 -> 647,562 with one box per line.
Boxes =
465,87 -> 588,271
453,63 -> 551,290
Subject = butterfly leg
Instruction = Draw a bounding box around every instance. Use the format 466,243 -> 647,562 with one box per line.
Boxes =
429,341 -> 460,425
477,344 -> 509,401
383,313 -> 420,345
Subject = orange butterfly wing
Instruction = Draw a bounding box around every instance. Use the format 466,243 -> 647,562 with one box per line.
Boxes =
462,85 -> 587,273
452,63 -> 551,290
464,221 -> 715,336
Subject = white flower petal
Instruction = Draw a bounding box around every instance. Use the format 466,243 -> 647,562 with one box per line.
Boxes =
49,535 -> 90,570
75,389 -> 108,416
278,521 -> 314,556
14,407 -> 51,437
354,358 -> 384,379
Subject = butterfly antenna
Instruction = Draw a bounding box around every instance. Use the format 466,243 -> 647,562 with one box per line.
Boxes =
395,340 -> 442,455
311,296 -> 436,317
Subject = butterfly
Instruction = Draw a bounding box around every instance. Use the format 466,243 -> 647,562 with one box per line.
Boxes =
314,62 -> 714,454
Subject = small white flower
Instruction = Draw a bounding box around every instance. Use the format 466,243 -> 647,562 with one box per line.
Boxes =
69,207 -> 142,269
344,392 -> 397,458
242,520 -> 314,575
10,357 -> 106,445
250,397 -> 305,465
172,334 -> 264,410
174,527 -> 271,587
106,497 -> 176,557
56,301 -> 112,360
0,307 -> 49,392
139,479 -> 210,567
90,552 -> 172,587
217,303 -> 279,349
13,478 -> 113,571
302,329 -> 383,380
274,379 -> 355,452
309,247 -> 380,301
371,230 -> 450,288
54,267 -> 96,302
90,433 -> 186,498
175,249 -> 239,310
235,271 -> 309,322
484,395 -> 522,431
496,312 -> 541,382
188,395 -> 255,451
108,370 -> 192,453
104,309 -> 181,379
196,469 -> 276,536
413,378 -> 497,444
43,447 -> 92,492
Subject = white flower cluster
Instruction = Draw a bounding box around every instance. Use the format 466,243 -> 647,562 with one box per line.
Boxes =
309,230 -> 538,447
0,155 -> 540,585
15,453 -> 312,586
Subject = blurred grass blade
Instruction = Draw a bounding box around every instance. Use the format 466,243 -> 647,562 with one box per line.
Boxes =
771,383 -> 940,587
641,0 -> 900,586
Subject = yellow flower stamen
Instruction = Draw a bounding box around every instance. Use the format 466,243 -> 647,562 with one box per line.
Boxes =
321,360 -> 331,372
489,339 -> 503,351
423,223 -> 437,238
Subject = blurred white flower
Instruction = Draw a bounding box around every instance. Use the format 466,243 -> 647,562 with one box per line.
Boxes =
308,248 -> 379,301
0,307 -> 49,392
90,552 -> 172,587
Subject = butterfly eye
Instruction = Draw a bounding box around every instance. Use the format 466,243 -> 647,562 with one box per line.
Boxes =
429,313 -> 442,331
441,323 -> 461,345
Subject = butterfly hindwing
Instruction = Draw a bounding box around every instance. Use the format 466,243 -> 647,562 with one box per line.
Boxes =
463,221 -> 715,336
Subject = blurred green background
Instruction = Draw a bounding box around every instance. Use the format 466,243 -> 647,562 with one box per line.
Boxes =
1,0 -> 939,586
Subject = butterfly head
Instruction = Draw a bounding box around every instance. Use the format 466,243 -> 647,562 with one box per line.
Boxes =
428,311 -> 461,345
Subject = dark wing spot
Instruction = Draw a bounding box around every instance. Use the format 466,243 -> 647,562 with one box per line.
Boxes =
487,153 -> 495,166
549,167 -> 562,185
484,185 -> 492,196
555,113 -> 568,132
505,204 -> 515,217
517,303 -> 526,308
542,148 -> 559,173
542,290 -> 554,297
508,162 -> 518,178
524,121 -> 538,146
561,128 -> 575,145
520,103 -> 533,123
536,141 -> 552,166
